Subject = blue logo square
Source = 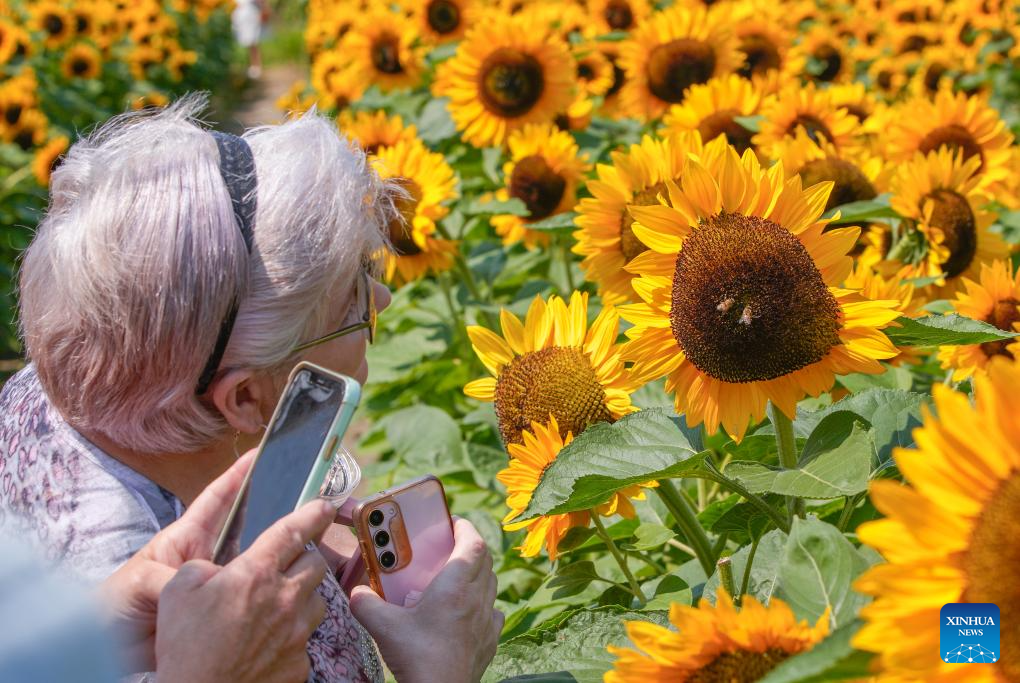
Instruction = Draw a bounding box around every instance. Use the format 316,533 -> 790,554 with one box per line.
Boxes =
941,603 -> 1000,663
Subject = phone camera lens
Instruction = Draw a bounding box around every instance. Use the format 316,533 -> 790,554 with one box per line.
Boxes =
379,551 -> 396,568
368,509 -> 384,526
374,530 -> 390,547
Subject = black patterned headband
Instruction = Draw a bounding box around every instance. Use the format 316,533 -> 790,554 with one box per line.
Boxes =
195,131 -> 257,395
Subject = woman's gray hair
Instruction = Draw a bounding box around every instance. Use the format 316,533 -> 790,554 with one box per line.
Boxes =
19,94 -> 392,453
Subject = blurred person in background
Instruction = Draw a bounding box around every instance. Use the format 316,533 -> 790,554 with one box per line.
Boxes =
233,0 -> 270,79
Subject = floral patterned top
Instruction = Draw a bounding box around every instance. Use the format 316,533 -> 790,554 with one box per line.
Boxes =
0,366 -> 383,683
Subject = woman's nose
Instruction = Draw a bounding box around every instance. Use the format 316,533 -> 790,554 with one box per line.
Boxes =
373,280 -> 392,313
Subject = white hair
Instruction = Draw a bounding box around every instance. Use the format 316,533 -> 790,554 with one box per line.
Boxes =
19,94 -> 392,453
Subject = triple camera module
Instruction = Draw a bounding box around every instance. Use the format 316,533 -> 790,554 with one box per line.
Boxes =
368,507 -> 397,569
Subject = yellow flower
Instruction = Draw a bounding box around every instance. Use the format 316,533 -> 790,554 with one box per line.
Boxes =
373,138 -> 460,285
464,291 -> 639,447
798,23 -> 855,85
620,136 -> 901,441
61,43 -> 102,80
618,4 -> 740,121
32,135 -> 69,186
344,10 -> 426,92
128,45 -> 162,81
491,123 -> 589,249
128,91 -> 169,110
754,82 -> 863,161
167,49 -> 198,82
606,591 -> 830,682
588,0 -> 650,33
310,51 -> 364,111
854,358 -> 1020,681
433,12 -> 575,148
573,42 -> 615,100
4,107 -> 47,150
338,110 -> 418,157
662,75 -> 763,156
780,131 -> 888,213
30,1 -> 73,48
410,0 -> 476,43
0,18 -> 32,64
729,2 -> 803,86
573,131 -> 704,304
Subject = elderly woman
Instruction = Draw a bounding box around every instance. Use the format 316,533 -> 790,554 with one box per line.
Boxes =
0,97 -> 501,682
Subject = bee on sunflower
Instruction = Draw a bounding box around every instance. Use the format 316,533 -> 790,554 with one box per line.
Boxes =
464,291 -> 639,447
662,75 -> 763,156
31,135 -> 68,186
60,43 -> 102,80
432,12 -> 575,148
343,10 -> 425,92
620,136 -> 901,441
573,131 -> 704,304
490,123 -> 588,248
338,110 -> 418,157
410,0 -> 475,43
754,82 -> 863,162
606,591 -> 830,682
373,138 -> 460,285
498,415 -> 656,560
854,358 -> 1020,681
618,4 -> 740,121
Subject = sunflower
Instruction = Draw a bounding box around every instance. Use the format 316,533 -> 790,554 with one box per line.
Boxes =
606,591 -> 830,682
491,123 -> 589,248
589,0 -> 650,33
128,91 -> 169,111
0,18 -> 31,64
128,45 -> 162,81
4,108 -> 47,150
754,82 -> 863,161
729,7 -> 803,87
866,55 -> 910,99
0,84 -> 35,132
596,41 -> 627,118
574,131 -> 704,304
573,43 -> 615,99
166,49 -> 197,82
662,75 -> 763,156
373,138 -> 459,285
906,45 -> 965,99
464,291 -> 639,447
620,136 -> 901,441
432,12 -> 575,148
781,131 -> 888,213
854,358 -> 1020,681
30,1 -> 73,48
412,0 -> 475,43
889,147 -> 1006,301
310,51 -> 363,111
344,10 -> 425,92
337,110 -> 418,156
618,5 -> 740,121
845,263 -> 926,366
797,24 -> 854,85
60,43 -> 102,80
32,135 -> 68,187
498,415 -> 656,560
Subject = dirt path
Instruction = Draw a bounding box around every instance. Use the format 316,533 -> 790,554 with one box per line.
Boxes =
218,62 -> 305,133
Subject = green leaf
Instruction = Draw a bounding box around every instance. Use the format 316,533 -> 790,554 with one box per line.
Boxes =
798,412 -> 867,466
465,197 -> 529,216
759,621 -> 874,683
724,424 -> 873,499
465,442 -> 507,489
824,194 -> 901,224
416,97 -> 456,144
774,517 -> 873,628
483,606 -> 670,683
513,409 -> 708,521
482,147 -> 504,185
547,561 -> 603,600
884,314 -> 1020,346
710,496 -> 780,543
797,389 -> 926,463
380,404 -> 463,468
525,212 -> 578,232
641,574 -> 691,611
704,528 -> 787,604
733,114 -> 763,132
620,523 -> 675,551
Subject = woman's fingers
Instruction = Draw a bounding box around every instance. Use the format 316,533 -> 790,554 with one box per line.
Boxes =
440,517 -> 491,584
245,499 -> 337,573
284,548 -> 328,599
179,451 -> 256,540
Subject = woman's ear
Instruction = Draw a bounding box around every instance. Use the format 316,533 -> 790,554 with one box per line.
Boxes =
210,368 -> 274,434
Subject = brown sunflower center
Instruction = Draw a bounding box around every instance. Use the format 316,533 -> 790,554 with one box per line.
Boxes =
71,57 -> 90,76
493,346 -> 612,445
687,647 -> 793,683
923,63 -> 948,94
646,39 -> 716,104
14,130 -> 35,151
788,114 -> 833,146
75,15 -> 89,33
606,57 -> 625,97
387,178 -> 424,256
962,472 -> 1020,679
427,0 -> 460,34
925,189 -> 977,279
510,155 -> 566,220
918,124 -> 985,172
604,0 -> 634,30
44,14 -> 65,36
979,298 -> 1020,359
798,158 -> 877,211
898,33 -> 929,54
876,69 -> 894,91
670,213 -> 842,383
620,182 -> 668,261
737,34 -> 781,78
842,104 -> 868,123
811,44 -> 843,82
479,48 -> 544,117
371,33 -> 404,74
4,104 -> 23,126
578,62 -> 595,81
699,110 -> 755,154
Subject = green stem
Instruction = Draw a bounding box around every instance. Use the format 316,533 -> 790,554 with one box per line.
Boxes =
768,402 -> 805,519
691,461 -> 791,534
717,556 -> 736,600
655,480 -> 716,577
438,274 -> 464,336
434,221 -> 497,328
591,513 -> 646,605
627,548 -> 667,575
837,493 -> 861,532
560,240 -> 576,292
737,534 -> 762,607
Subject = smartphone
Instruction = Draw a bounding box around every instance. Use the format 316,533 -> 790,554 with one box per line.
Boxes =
353,475 -> 456,606
213,362 -> 361,565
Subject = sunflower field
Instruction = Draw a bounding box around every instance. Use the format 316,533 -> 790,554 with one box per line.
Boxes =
0,0 -> 238,357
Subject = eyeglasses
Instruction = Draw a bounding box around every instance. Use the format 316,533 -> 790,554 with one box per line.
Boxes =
293,269 -> 376,353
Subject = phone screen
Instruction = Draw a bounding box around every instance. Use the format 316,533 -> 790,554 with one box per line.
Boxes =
215,368 -> 347,564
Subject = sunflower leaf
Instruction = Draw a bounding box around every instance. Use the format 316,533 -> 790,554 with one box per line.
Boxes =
511,409 -> 710,522
465,197 -> 530,216
758,620 -> 873,683
824,194 -> 901,224
525,212 -> 578,232
883,314 -> 1020,346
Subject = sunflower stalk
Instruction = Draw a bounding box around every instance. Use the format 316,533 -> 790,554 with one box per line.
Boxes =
737,533 -> 762,608
434,221 -> 497,328
693,460 -> 791,533
655,480 -> 716,576
591,512 -> 647,605
717,556 -> 736,602
768,402 -> 806,519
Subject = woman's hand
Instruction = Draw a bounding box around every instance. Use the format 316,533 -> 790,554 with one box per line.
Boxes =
349,517 -> 504,683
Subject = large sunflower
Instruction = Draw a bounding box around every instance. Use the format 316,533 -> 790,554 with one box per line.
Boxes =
889,147 -> 1006,301
854,358 -> 1020,681
937,260 -> 1020,381
620,137 -> 900,441
491,123 -> 589,248
464,291 -> 638,447
338,109 -> 418,156
432,12 -> 575,148
61,43 -> 102,80
618,4 -> 740,121
498,415 -> 655,560
606,591 -> 830,682
662,75 -> 763,156
344,10 -> 425,92
754,82 -> 863,161
573,131 -> 704,304
411,0 -> 475,43
373,138 -> 459,285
